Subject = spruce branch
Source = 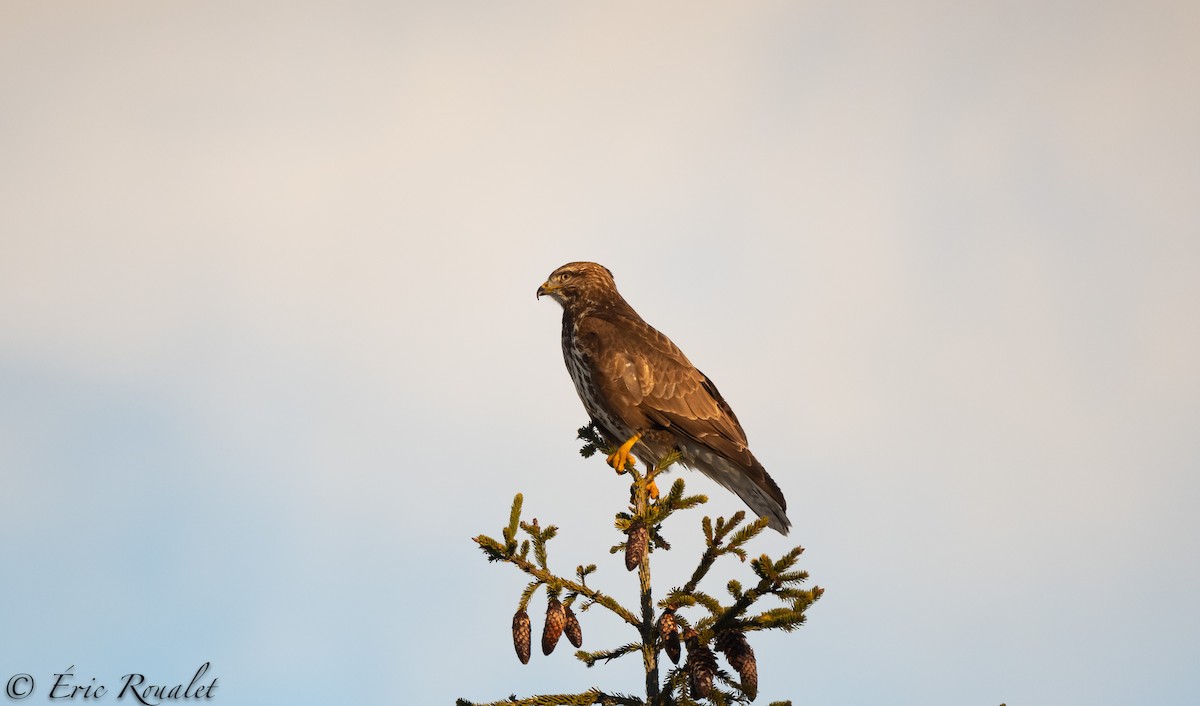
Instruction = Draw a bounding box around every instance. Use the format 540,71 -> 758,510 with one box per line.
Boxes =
519,581 -> 542,612
575,642 -> 642,667
577,423 -> 606,458
474,511 -> 641,628
504,493 -> 525,551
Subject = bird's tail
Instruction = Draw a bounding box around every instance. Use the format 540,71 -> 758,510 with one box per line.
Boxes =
683,445 -> 792,535
736,459 -> 792,535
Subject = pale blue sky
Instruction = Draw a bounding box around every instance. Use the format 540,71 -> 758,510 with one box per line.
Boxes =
2,2 -> 1198,704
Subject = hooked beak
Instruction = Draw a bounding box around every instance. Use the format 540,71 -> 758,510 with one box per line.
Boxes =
536,281 -> 557,299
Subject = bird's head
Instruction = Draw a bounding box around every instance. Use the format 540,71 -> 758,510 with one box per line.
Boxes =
537,262 -> 617,309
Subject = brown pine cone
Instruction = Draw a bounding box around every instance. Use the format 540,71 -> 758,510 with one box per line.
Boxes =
665,629 -> 681,665
685,636 -> 718,699
738,653 -> 758,700
625,520 -> 648,571
659,609 -> 677,639
658,610 -> 681,665
563,604 -> 583,648
542,596 -> 566,655
512,609 -> 531,664
715,631 -> 758,700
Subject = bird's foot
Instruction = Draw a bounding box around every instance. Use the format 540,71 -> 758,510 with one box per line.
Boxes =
606,433 -> 641,474
628,476 -> 661,504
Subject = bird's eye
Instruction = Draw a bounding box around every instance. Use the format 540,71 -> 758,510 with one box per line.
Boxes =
556,272 -> 570,282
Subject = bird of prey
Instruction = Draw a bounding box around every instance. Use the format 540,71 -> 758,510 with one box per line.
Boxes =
537,262 -> 791,534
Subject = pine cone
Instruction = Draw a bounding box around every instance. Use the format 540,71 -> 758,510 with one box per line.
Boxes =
563,604 -> 583,648
625,520 -> 648,571
658,610 -> 681,665
542,596 -> 566,655
665,629 -> 681,665
685,636 -> 718,699
738,653 -> 759,700
512,609 -> 531,664
716,631 -> 758,700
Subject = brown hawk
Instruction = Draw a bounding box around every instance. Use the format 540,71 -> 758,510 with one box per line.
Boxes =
537,261 -> 791,534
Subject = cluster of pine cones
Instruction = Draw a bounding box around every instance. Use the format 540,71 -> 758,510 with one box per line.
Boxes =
660,609 -> 759,700
511,596 -> 583,664
509,598 -> 758,701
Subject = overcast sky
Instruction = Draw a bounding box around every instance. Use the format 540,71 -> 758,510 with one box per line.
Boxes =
2,2 -> 1198,705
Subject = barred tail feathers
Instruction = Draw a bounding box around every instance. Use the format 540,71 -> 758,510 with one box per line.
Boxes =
679,442 -> 791,535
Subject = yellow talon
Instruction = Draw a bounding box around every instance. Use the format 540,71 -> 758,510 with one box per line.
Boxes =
646,479 -> 660,500
606,433 -> 641,474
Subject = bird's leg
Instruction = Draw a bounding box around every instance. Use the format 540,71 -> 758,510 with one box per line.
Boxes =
606,433 -> 641,474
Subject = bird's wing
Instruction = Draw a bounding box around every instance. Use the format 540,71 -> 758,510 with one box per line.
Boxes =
576,310 -> 753,465
575,307 -> 790,532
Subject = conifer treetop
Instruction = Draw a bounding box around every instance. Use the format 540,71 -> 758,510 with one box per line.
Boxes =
459,424 -> 822,706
